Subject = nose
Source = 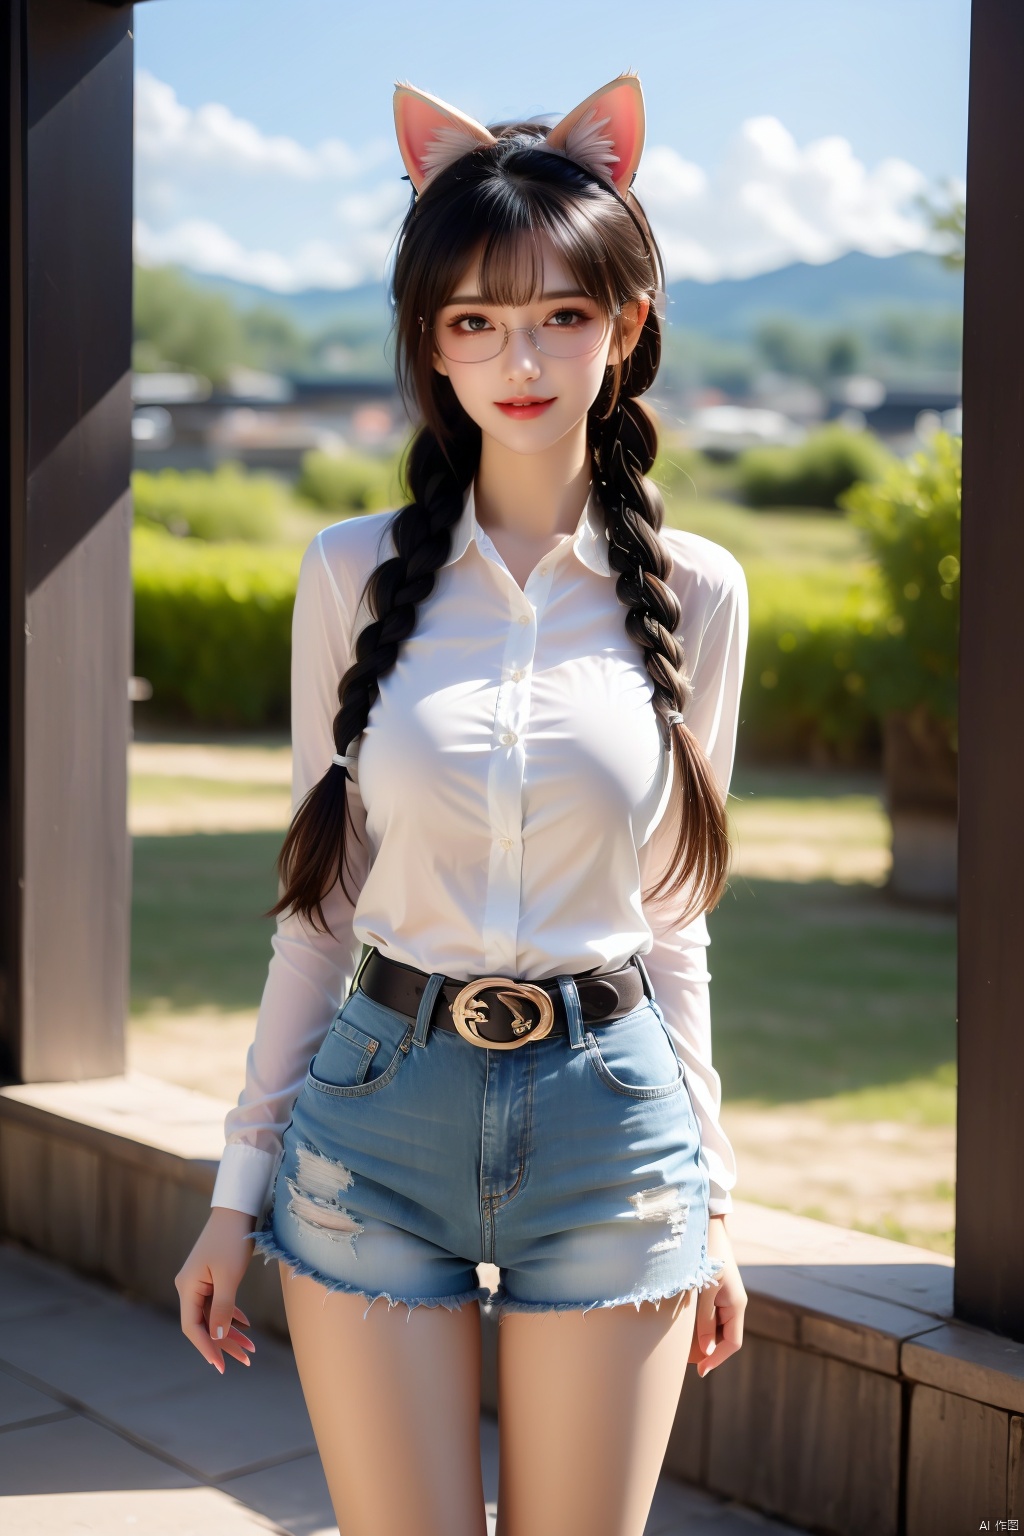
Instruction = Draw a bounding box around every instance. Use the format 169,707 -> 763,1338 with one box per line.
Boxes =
502,326 -> 542,382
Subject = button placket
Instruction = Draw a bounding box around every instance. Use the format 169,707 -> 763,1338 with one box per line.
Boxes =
480,580 -> 543,974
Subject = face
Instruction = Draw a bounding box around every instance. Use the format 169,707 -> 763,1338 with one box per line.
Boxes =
431,233 -> 650,457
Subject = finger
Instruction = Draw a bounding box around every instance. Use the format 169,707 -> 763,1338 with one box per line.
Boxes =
696,1309 -> 745,1375
233,1306 -> 251,1328
208,1287 -> 240,1353
219,1339 -> 253,1368
694,1290 -> 719,1357
181,1303 -> 222,1369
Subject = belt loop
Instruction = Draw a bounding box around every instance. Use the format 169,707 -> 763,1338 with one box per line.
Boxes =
348,943 -> 374,1001
413,972 -> 447,1047
556,976 -> 586,1050
633,952 -> 655,1002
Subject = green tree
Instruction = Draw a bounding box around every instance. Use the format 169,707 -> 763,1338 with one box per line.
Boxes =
840,431 -> 961,745
133,266 -> 245,386
241,306 -> 311,374
916,179 -> 966,272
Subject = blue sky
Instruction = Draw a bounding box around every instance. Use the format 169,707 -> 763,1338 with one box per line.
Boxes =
134,0 -> 970,292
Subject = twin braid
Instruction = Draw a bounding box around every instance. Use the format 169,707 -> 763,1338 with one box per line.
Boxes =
592,396 -> 693,736
592,382 -> 730,919
269,423 -> 475,932
330,429 -> 471,775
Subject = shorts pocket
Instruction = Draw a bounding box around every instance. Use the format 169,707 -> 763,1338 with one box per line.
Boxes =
306,995 -> 414,1098
585,1003 -> 685,1100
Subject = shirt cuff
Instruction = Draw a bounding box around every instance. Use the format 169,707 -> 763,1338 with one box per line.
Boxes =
708,1188 -> 734,1218
211,1142 -> 279,1219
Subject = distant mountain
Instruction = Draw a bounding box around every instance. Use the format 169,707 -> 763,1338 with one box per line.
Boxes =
179,250 -> 962,341
664,251 -> 963,338
183,272 -> 391,333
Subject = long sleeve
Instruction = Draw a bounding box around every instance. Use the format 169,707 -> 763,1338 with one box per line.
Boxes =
210,531 -> 370,1218
638,554 -> 749,1216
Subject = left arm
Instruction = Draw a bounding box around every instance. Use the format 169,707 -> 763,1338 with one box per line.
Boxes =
637,552 -> 749,1372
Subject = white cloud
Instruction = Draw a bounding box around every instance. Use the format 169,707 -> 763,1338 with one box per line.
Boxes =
135,70 -> 385,181
635,116 -> 930,282
135,218 -> 367,291
134,76 -> 938,292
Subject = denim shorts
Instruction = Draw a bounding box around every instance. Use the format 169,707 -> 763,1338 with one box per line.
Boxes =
250,965 -> 725,1317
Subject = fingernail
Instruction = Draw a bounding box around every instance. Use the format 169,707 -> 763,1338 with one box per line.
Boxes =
705,1340 -> 716,1354
214,1326 -> 224,1340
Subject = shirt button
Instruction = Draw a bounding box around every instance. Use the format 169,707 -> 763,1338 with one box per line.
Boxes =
511,669 -> 524,682
500,731 -> 517,746
500,837 -> 514,850
518,614 -> 530,625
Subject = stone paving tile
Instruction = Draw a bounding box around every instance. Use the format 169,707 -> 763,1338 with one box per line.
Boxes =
0,1291 -> 202,1415
0,1242 -> 112,1325
224,1452 -> 338,1536
0,1412 -> 194,1496
2,1486 -> 288,1534
0,1363 -> 72,1431
644,1472 -> 809,1534
97,1330 -> 316,1480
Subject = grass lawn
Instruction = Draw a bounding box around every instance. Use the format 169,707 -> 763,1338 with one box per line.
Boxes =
131,829 -> 280,1016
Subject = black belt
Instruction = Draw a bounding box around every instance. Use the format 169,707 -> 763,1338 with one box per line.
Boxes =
357,948 -> 649,1050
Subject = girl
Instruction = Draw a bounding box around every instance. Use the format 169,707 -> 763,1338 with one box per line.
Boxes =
177,73 -> 749,1536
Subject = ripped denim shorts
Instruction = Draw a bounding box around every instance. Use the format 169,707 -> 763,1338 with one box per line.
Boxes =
250,964 -> 724,1318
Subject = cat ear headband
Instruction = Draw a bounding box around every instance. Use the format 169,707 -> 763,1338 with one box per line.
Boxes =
393,72 -> 646,197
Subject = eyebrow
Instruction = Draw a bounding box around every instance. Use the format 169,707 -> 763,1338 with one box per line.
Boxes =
442,290 -> 593,305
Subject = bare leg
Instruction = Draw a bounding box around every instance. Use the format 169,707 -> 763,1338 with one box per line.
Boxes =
280,1264 -> 488,1536
496,1289 -> 699,1536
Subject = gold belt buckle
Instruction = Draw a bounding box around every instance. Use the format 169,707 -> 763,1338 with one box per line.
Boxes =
451,977 -> 556,1049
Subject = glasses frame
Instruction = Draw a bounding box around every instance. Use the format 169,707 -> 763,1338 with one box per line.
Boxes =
423,305 -> 623,365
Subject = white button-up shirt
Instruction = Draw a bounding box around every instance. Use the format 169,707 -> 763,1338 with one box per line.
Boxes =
212,484 -> 749,1219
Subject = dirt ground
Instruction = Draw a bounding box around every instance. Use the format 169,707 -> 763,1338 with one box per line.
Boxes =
127,740 -> 953,1256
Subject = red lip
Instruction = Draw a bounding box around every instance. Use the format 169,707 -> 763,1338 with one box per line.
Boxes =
495,397 -> 556,420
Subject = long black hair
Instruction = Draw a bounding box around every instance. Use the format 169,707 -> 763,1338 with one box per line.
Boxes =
269,124 -> 731,935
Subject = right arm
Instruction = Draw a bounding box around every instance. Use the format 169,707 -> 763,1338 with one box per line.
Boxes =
176,530 -> 370,1369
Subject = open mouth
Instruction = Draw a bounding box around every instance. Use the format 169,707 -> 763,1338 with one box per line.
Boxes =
494,397 -> 556,419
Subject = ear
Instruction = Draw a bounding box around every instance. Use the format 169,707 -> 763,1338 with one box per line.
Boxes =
546,73 -> 645,196
394,83 -> 497,194
610,296 -> 652,365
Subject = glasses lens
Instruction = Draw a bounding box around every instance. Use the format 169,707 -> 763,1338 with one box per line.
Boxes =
433,306 -> 612,363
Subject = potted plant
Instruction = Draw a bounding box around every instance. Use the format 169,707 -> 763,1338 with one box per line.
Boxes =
840,432 -> 961,903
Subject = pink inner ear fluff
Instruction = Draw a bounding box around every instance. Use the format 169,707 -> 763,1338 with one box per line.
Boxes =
547,77 -> 645,194
394,89 -> 495,190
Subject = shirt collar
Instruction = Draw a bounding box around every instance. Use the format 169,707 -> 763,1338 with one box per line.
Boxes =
442,480 -> 613,579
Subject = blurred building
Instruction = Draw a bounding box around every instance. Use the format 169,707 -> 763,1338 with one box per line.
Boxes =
131,371 -> 407,477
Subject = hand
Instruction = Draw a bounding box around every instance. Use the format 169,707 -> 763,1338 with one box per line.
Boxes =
175,1206 -> 258,1374
689,1215 -> 747,1377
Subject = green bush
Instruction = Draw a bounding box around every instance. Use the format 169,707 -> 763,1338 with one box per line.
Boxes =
297,450 -> 401,513
132,464 -> 289,543
840,432 -> 960,746
740,562 -> 888,761
737,424 -> 894,510
132,526 -> 301,725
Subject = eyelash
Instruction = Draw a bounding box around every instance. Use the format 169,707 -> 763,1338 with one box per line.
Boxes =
445,307 -> 593,331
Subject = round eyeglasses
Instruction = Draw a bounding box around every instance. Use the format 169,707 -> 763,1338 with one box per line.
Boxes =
428,305 -> 619,365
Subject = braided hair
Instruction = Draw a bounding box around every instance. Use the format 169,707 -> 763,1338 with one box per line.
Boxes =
270,126 -> 731,935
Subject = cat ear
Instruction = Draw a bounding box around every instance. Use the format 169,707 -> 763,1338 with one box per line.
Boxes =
393,83 -> 497,193
545,73 -> 645,195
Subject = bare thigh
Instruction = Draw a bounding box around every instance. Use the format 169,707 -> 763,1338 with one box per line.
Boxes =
280,1264 -> 488,1536
496,1288 -> 699,1536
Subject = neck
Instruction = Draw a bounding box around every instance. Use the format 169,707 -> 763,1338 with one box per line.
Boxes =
474,418 -> 592,539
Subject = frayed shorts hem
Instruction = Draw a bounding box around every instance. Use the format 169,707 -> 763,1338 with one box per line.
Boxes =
492,1250 -> 726,1320
247,1227 -> 492,1320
